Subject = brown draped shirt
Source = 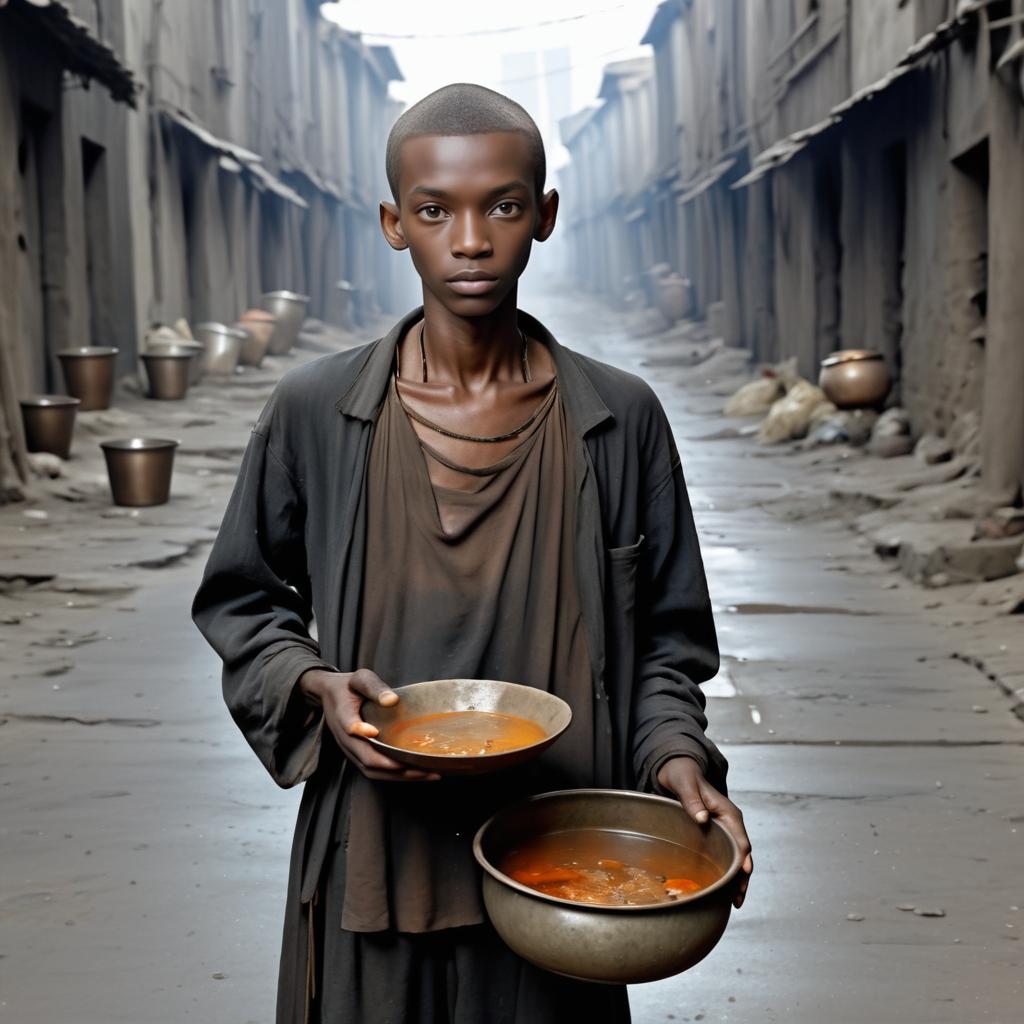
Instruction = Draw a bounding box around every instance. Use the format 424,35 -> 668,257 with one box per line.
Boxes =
340,376 -> 596,933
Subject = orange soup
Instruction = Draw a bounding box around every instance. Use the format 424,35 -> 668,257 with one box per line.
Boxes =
498,828 -> 722,906
382,710 -> 547,757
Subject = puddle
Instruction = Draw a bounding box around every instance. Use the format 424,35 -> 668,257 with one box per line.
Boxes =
722,603 -> 877,616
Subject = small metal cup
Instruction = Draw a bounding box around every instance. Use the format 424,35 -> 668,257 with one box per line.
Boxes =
19,395 -> 81,459
195,323 -> 245,376
57,346 -> 119,411
261,291 -> 309,355
100,438 -> 179,507
141,350 -> 193,400
147,338 -> 204,385
237,310 -> 276,367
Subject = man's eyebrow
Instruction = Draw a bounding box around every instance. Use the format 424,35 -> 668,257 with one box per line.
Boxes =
406,181 -> 530,201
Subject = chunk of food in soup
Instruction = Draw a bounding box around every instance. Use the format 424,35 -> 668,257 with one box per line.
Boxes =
498,828 -> 722,906
382,710 -> 546,757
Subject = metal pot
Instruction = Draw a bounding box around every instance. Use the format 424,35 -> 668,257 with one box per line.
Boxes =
100,438 -> 179,507
236,310 -> 276,367
195,323 -> 245,376
261,291 -> 309,355
654,275 -> 691,325
141,350 -> 193,400
146,337 -> 204,385
57,346 -> 119,411
19,395 -> 80,459
474,789 -> 741,985
819,349 -> 892,409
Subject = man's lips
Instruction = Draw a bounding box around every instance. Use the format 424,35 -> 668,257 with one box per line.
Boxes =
446,270 -> 499,295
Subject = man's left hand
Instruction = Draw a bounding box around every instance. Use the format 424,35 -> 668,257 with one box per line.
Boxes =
657,756 -> 753,909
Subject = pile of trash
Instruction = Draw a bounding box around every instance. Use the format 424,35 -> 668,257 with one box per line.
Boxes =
724,364 -> 919,454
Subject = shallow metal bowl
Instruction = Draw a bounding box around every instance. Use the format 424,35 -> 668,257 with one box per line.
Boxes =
361,678 -> 572,776
474,789 -> 741,984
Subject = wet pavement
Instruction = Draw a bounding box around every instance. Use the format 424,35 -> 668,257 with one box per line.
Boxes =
1,290 -> 1021,1023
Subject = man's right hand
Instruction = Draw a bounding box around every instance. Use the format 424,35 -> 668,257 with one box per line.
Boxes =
299,668 -> 441,782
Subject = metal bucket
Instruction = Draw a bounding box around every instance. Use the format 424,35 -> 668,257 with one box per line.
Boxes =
236,311 -> 276,367
100,438 -> 179,507
141,350 -> 193,400
147,337 -> 204,385
261,291 -> 309,355
19,395 -> 80,459
57,346 -> 119,411
195,323 -> 245,376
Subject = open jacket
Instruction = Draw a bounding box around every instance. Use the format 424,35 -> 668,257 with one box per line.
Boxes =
192,308 -> 726,1018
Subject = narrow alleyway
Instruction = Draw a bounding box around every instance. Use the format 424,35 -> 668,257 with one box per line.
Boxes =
1,289 -> 1021,1024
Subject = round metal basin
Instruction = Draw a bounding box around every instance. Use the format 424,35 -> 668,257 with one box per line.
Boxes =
141,350 -> 192,400
361,678 -> 572,777
56,346 -> 119,411
819,349 -> 892,409
100,438 -> 179,507
261,291 -> 309,355
195,323 -> 245,376
19,395 -> 80,459
474,789 -> 741,984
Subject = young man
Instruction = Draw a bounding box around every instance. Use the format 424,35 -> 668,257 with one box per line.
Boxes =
193,84 -> 752,1024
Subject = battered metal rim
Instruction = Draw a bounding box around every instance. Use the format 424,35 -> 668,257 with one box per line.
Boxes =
473,787 -> 743,912
820,348 -> 884,367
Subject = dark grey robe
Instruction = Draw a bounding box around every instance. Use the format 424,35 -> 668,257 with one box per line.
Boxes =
192,308 -> 726,1022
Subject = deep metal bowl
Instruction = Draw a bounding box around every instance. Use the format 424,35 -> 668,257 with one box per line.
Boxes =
261,291 -> 309,355
147,338 -> 204,385
141,350 -> 192,400
56,346 -> 119,411
819,349 -> 892,409
361,678 -> 572,776
474,789 -> 741,984
195,323 -> 245,376
237,310 -> 276,367
100,438 -> 179,507
19,395 -> 80,459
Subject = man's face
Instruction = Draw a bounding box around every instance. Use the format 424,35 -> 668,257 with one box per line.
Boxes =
381,132 -> 558,316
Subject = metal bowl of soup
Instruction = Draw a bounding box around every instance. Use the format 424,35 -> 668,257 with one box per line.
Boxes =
474,789 -> 742,984
361,678 -> 572,776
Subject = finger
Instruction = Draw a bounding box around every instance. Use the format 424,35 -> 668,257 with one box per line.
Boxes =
675,773 -> 711,825
361,768 -> 442,782
348,668 -> 399,706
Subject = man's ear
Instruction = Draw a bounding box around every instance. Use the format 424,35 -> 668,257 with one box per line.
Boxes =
380,201 -> 407,250
534,188 -> 559,243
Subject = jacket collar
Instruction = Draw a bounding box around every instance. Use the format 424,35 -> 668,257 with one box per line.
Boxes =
335,307 -> 614,436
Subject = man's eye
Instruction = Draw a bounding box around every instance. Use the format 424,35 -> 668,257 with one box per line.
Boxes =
493,201 -> 521,216
420,205 -> 445,220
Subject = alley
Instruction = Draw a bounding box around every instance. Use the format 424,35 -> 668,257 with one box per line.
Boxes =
1,289 -> 1022,1024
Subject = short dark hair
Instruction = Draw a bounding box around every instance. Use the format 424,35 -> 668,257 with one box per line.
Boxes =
385,83 -> 546,202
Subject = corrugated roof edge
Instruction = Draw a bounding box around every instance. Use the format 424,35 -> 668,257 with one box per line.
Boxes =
731,9 -> 975,191
1,0 -> 137,106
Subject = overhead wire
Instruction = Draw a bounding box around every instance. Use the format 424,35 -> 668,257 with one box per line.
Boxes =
320,3 -> 631,40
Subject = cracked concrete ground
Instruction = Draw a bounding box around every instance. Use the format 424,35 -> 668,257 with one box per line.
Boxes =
1,290 -> 1021,1023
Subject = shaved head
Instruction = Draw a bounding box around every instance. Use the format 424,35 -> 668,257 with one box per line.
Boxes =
386,83 -> 546,202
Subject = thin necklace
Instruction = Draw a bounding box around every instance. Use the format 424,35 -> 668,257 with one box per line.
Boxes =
419,321 -> 532,384
396,378 -> 558,444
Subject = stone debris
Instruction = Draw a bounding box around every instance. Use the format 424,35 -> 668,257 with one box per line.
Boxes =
914,433 -> 954,465
913,907 -> 946,918
846,912 -> 865,922
27,453 -> 66,479
973,506 -> 1024,541
897,904 -> 917,912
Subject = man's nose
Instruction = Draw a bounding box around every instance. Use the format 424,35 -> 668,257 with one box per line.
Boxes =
451,212 -> 493,259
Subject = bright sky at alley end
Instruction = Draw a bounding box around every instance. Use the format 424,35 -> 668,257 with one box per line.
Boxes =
320,1 -> 661,171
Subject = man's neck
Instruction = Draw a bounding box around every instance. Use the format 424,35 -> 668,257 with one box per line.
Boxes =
418,290 -> 523,389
